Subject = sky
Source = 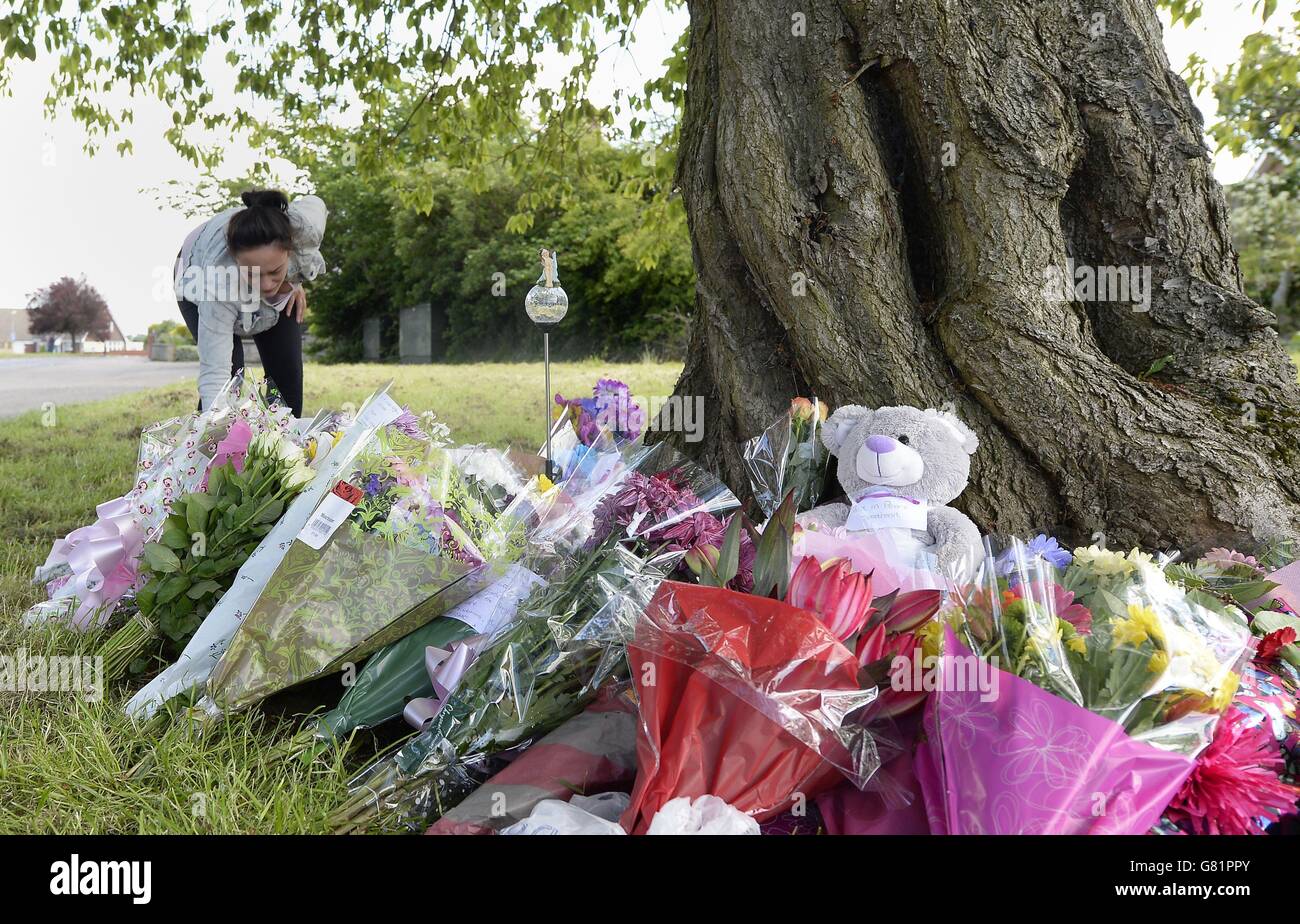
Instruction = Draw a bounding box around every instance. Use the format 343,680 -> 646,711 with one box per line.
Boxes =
0,1 -> 1291,336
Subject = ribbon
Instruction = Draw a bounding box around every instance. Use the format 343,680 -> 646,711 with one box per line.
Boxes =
402,637 -> 485,729
855,490 -> 923,505
31,495 -> 144,630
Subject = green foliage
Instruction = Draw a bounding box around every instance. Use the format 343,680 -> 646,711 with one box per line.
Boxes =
306,132 -> 693,362
1225,173 -> 1300,336
0,1 -> 687,230
147,320 -> 194,346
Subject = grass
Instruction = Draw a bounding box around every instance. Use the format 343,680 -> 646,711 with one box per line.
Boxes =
0,359 -> 681,833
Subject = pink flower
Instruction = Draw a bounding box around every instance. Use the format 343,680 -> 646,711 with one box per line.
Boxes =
1051,583 -> 1092,635
786,555 -> 874,641
1165,708 -> 1299,835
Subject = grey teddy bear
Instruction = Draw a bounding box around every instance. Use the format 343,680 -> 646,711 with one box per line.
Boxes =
796,405 -> 983,579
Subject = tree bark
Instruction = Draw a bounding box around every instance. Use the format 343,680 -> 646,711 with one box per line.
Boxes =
664,0 -> 1300,554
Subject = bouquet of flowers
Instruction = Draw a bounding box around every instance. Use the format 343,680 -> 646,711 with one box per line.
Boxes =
1155,547 -> 1300,834
741,396 -> 832,516
329,438 -> 742,831
123,387 -> 413,721
917,537 -> 1253,834
331,544 -> 668,832
552,377 -> 644,448
26,373 -> 294,631
96,429 -> 316,680
205,416 -> 514,714
620,579 -> 881,832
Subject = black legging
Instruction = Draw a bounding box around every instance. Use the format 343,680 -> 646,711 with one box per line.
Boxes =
178,299 -> 304,417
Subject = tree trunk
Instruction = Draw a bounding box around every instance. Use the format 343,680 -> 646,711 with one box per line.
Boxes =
664,0 -> 1300,554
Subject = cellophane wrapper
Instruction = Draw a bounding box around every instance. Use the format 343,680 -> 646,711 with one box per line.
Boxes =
741,401 -> 830,517
26,372 -> 297,630
206,420 -> 516,713
918,537 -> 1252,834
125,386 -> 405,720
620,580 -> 881,832
333,544 -> 669,832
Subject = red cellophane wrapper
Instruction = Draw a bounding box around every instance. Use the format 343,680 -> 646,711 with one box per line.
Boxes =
621,581 -> 880,833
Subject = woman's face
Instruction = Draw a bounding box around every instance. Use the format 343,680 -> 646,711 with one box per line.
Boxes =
234,243 -> 291,296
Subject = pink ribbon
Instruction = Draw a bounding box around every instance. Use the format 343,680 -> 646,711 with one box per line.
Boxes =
38,495 -> 144,630
402,638 -> 484,729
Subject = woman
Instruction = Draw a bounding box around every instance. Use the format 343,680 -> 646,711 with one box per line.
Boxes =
173,189 -> 327,417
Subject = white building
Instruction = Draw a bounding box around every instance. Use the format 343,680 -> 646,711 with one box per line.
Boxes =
0,307 -> 129,353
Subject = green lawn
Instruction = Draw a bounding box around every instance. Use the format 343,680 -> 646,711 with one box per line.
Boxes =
0,359 -> 680,833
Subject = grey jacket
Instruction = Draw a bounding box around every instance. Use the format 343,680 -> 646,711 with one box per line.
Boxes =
173,195 -> 328,408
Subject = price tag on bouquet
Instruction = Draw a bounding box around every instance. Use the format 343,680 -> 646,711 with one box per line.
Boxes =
845,490 -> 928,532
298,481 -> 363,550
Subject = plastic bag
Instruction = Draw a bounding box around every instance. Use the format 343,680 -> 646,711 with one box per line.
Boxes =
918,536 -> 1253,834
500,793 -> 631,835
620,580 -> 882,833
645,795 -> 761,835
741,398 -> 831,517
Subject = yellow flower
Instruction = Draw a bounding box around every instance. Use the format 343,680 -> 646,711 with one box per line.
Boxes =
1125,548 -> 1157,571
1125,603 -> 1165,645
1067,636 -> 1086,654
1210,671 -> 1240,712
1073,545 -> 1136,576
1147,650 -> 1169,674
1111,617 -> 1149,649
536,473 -> 555,493
918,620 -> 944,661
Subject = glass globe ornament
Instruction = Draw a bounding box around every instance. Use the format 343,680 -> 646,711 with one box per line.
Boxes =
524,248 -> 569,325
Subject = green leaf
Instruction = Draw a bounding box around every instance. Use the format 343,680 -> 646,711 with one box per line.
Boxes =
141,542 -> 181,574
713,514 -> 742,586
750,489 -> 796,598
186,579 -> 222,600
160,522 -> 190,550
154,573 -> 191,606
184,499 -> 208,535
254,497 -> 285,524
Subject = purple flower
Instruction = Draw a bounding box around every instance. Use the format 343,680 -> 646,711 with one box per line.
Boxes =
389,408 -> 429,441
997,534 -> 1071,583
592,470 -> 704,547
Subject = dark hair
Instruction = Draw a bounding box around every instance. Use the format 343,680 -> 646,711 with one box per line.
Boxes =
226,189 -> 294,255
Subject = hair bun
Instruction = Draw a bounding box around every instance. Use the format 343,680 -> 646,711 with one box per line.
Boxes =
240,189 -> 289,211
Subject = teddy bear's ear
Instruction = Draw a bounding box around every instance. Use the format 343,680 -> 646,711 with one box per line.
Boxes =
926,407 -> 980,455
821,405 -> 873,456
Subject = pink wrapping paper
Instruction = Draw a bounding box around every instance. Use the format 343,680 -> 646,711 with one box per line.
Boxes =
1261,560 -> 1300,614
915,628 -> 1196,834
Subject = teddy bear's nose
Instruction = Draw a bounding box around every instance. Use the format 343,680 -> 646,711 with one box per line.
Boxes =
866,435 -> 896,454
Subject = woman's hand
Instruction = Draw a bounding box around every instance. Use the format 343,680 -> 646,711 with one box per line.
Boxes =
285,284 -> 308,323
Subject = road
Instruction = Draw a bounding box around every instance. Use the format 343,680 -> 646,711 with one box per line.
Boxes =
0,355 -> 199,419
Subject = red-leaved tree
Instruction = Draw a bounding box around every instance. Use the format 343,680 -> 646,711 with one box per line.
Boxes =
26,276 -> 113,352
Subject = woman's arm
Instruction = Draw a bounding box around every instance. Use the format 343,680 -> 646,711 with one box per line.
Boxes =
195,302 -> 239,410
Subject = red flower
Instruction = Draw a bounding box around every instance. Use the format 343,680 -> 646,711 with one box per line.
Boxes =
1165,708 -> 1299,835
1255,627 -> 1297,662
